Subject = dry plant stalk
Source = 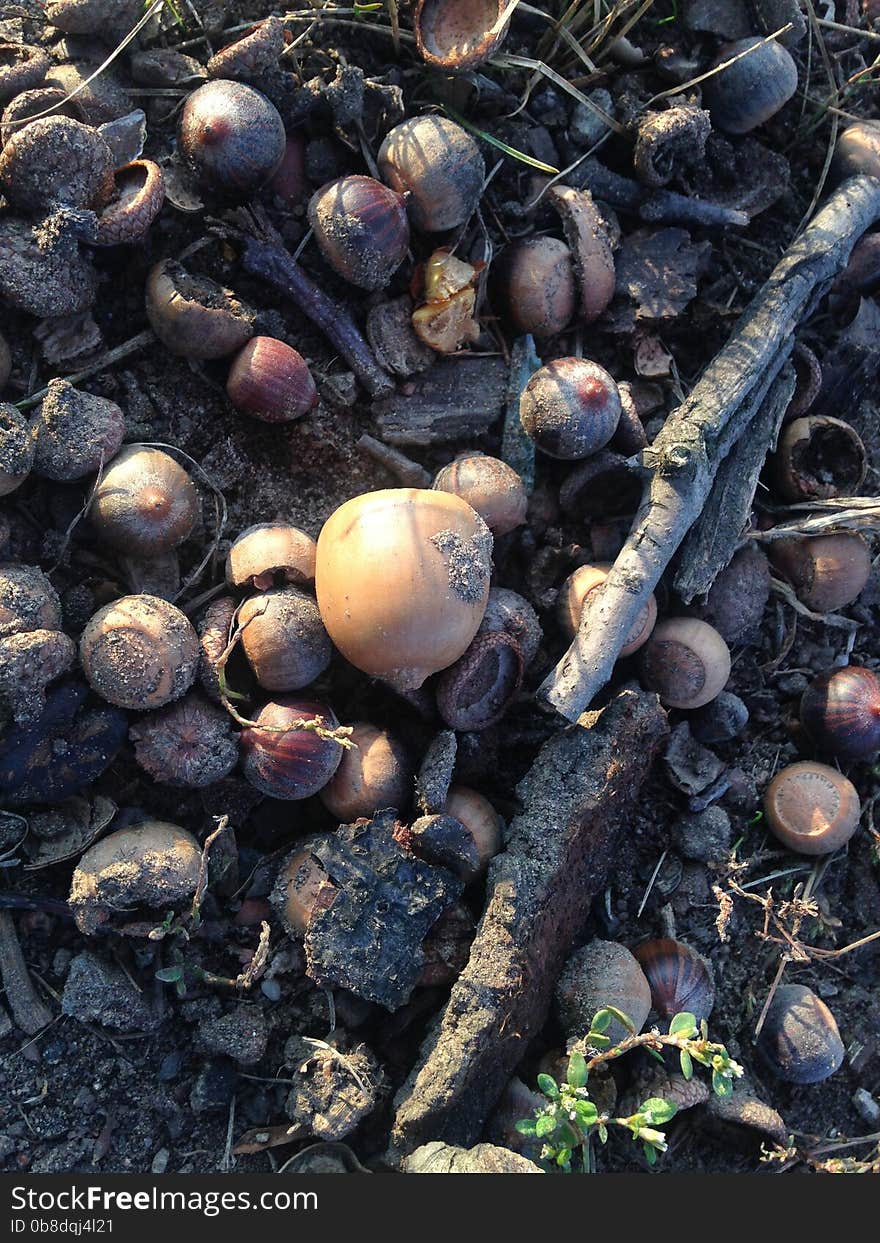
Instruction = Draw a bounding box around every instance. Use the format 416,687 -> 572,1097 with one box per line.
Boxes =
540,174 -> 880,722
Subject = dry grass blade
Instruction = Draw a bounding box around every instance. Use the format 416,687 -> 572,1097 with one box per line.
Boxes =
491,52 -> 626,133
793,1 -> 840,237
769,576 -> 860,631
751,496 -> 880,539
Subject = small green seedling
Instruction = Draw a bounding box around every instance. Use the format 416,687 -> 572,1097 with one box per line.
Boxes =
517,1006 -> 743,1172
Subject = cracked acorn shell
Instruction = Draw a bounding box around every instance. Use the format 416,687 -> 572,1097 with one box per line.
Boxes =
415,0 -> 512,71
207,16 -> 285,80
315,488 -> 493,691
79,594 -> 199,711
146,259 -> 255,361
0,116 -> 114,214
226,523 -> 317,591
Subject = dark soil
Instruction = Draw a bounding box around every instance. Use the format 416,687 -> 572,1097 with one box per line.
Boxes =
1,1 -> 879,1176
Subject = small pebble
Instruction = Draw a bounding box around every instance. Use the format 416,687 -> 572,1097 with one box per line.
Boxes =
568,89 -> 615,149
158,1051 -> 182,1082
690,692 -> 749,744
853,1088 -> 880,1128
260,978 -> 282,1001
151,1147 -> 170,1174
776,672 -> 809,696
672,806 -> 732,863
189,1058 -> 237,1114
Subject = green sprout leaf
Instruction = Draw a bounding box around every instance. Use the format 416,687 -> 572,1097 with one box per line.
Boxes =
567,1050 -> 588,1089
536,1114 -> 558,1138
713,1069 -> 734,1098
640,1098 -> 677,1125
515,1119 -> 538,1136
669,1011 -> 698,1037
643,1142 -> 658,1165
155,965 -> 183,983
537,1073 -> 560,1099
603,1005 -> 636,1033
679,1049 -> 694,1080
587,1031 -> 611,1049
590,1008 -> 612,1033
575,1100 -> 599,1128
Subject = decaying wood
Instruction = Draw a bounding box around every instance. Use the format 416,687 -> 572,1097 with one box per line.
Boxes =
541,175 -> 880,723
372,355 -> 508,445
390,687 -> 668,1157
0,910 -> 53,1035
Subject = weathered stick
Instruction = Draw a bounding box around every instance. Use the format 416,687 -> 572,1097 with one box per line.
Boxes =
540,175 -> 880,722
567,157 -> 750,229
390,686 -> 668,1157
0,910 -> 53,1035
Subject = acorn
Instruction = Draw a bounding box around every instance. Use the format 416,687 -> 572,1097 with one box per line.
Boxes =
274,847 -> 332,934
772,415 -> 866,502
0,214 -> 97,317
764,761 -> 861,856
435,630 -> 524,731
79,594 -> 199,711
702,38 -> 798,135
378,115 -> 485,233
145,259 -> 254,361
443,785 -> 502,877
45,0 -> 141,36
308,175 -> 410,291
0,404 -> 35,496
91,446 -> 198,556
633,938 -> 715,1022
800,666 -> 880,761
0,564 -> 62,637
238,587 -> 332,692
493,237 -> 576,339
197,595 -> 239,703
0,115 -> 114,213
129,693 -> 239,789
94,160 -> 165,246
520,358 -> 622,460
756,984 -> 844,1085
639,617 -> 731,710
477,587 -> 542,667
0,629 -> 76,724
0,87 -> 83,146
414,0 -> 512,71
315,489 -> 493,691
240,697 -> 343,800
767,533 -> 871,613
557,564 -> 657,656
226,337 -> 318,423
178,79 -> 286,195
832,120 -> 880,181
32,379 -> 125,481
226,524 -> 317,591
319,722 -> 412,821
433,453 -> 527,537
207,16 -> 284,80
0,43 -> 50,107
556,940 -> 652,1043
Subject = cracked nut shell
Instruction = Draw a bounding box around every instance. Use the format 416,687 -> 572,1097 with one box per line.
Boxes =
146,259 -> 255,360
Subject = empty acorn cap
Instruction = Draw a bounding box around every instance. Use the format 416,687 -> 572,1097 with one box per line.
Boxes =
415,0 -> 513,71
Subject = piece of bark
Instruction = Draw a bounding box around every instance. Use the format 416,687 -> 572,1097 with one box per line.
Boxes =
540,175 -> 880,722
390,686 -> 668,1157
674,360 -> 796,602
404,1141 -> 543,1174
414,730 -> 457,815
0,910 -> 53,1035
372,356 -> 508,445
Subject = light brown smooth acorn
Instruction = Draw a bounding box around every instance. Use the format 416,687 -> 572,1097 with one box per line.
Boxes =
768,532 -> 871,613
433,452 -> 527,537
415,0 -> 512,71
833,120 -> 880,181
315,488 -> 493,691
145,259 -> 254,361
0,404 -> 35,496
308,175 -> 410,291
773,415 -> 867,502
226,523 -> 317,591
226,336 -> 318,423
520,358 -> 622,460
94,159 -> 165,246
444,785 -> 502,876
702,37 -> 798,135
129,693 -> 239,788
80,594 -> 199,711
638,617 -> 731,709
238,586 -> 331,692
240,697 -> 343,800
557,563 -> 657,656
91,446 -> 199,556
378,115 -> 485,233
319,721 -> 411,820
274,847 -> 332,934
178,79 -> 285,195
764,761 -> 861,856
494,237 -> 576,339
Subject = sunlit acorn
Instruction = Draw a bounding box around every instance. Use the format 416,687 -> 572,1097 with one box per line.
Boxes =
433,452 -> 527,537
315,488 -> 493,692
0,564 -> 62,637
414,0 -> 511,71
702,37 -> 798,135
145,259 -> 255,360
226,336 -> 318,423
520,358 -> 622,460
800,665 -> 880,761
0,628 -> 76,724
240,697 -> 343,800
308,175 -> 410,291
0,115 -> 114,213
763,761 -> 861,856
206,16 -> 284,80
477,586 -> 542,667
768,532 -> 871,613
639,617 -> 731,710
226,523 -> 317,592
319,721 -> 411,820
493,237 -> 576,339
772,415 -> 867,502
129,693 -> 239,788
94,159 -> 165,246
557,563 -> 657,656
436,630 -> 523,732
0,42 -> 50,106
178,79 -> 286,195
32,379 -> 125,481
91,446 -> 199,556
556,940 -> 652,1043
274,847 -> 332,934
68,820 -> 201,936
832,120 -> 880,181
238,587 -> 331,692
378,115 -> 485,233
443,784 -> 502,877
756,984 -> 844,1085
633,938 -> 715,1022
79,594 -> 199,711
0,404 -> 35,496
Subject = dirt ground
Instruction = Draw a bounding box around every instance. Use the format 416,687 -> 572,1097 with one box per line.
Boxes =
1,1 -> 879,1175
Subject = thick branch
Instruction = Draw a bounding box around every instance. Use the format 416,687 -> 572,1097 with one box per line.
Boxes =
540,175 -> 880,722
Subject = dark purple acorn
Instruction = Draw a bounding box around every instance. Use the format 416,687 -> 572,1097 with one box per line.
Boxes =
240,697 -> 343,800
178,79 -> 285,195
800,666 -> 880,761
226,337 -> 318,423
308,175 -> 410,291
632,938 -> 715,1022
756,984 -> 844,1085
520,358 -> 622,460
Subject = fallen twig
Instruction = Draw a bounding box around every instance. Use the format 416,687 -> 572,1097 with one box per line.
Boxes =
0,910 -> 53,1035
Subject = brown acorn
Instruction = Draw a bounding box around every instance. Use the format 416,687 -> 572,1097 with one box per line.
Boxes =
308,175 -> 410,291
178,79 -> 286,195
145,260 -> 255,361
240,698 -> 343,800
80,594 -> 199,711
633,938 -> 715,1022
378,116 -> 485,233
91,446 -> 199,556
226,337 -> 318,423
